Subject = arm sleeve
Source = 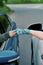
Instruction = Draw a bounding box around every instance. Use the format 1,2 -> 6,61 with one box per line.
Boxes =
0,32 -> 10,42
16,28 -> 30,35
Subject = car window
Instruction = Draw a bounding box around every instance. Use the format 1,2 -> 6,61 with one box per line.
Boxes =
0,14 -> 10,33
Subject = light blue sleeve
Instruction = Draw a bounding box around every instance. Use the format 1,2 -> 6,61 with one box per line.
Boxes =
16,28 -> 30,35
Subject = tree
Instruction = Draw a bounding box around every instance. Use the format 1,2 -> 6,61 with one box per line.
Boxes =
0,0 -> 4,6
4,0 -> 7,3
0,0 -> 7,7
24,0 -> 31,3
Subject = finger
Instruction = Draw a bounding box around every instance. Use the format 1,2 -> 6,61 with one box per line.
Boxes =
13,30 -> 16,32
13,31 -> 16,34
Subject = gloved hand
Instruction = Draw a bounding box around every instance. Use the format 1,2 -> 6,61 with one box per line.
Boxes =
16,28 -> 30,35
23,28 -> 30,34
16,28 -> 23,35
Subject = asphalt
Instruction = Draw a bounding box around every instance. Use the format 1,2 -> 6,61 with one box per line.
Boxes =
7,4 -> 43,9
7,4 -> 43,65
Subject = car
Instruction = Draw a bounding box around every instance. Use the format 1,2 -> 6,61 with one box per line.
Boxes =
0,11 -> 10,33
0,11 -> 20,64
0,11 -> 11,47
0,11 -> 18,49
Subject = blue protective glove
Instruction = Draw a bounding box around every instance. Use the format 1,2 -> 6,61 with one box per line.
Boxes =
16,28 -> 30,35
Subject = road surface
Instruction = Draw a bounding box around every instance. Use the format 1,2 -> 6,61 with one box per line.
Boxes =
7,4 -> 43,65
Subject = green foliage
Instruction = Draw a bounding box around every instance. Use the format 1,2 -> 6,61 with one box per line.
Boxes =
0,0 -> 13,13
7,0 -> 43,4
0,0 -> 4,6
0,6 -> 13,13
0,0 -> 8,7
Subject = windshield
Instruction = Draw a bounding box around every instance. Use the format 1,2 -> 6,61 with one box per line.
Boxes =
0,14 -> 10,33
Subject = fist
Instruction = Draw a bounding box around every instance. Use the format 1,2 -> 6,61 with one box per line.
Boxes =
9,30 -> 16,37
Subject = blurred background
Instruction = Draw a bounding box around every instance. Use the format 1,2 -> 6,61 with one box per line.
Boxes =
0,0 -> 43,65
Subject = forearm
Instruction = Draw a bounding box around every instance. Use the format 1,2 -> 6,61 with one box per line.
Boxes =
0,32 -> 10,42
16,28 -> 43,40
30,30 -> 43,40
